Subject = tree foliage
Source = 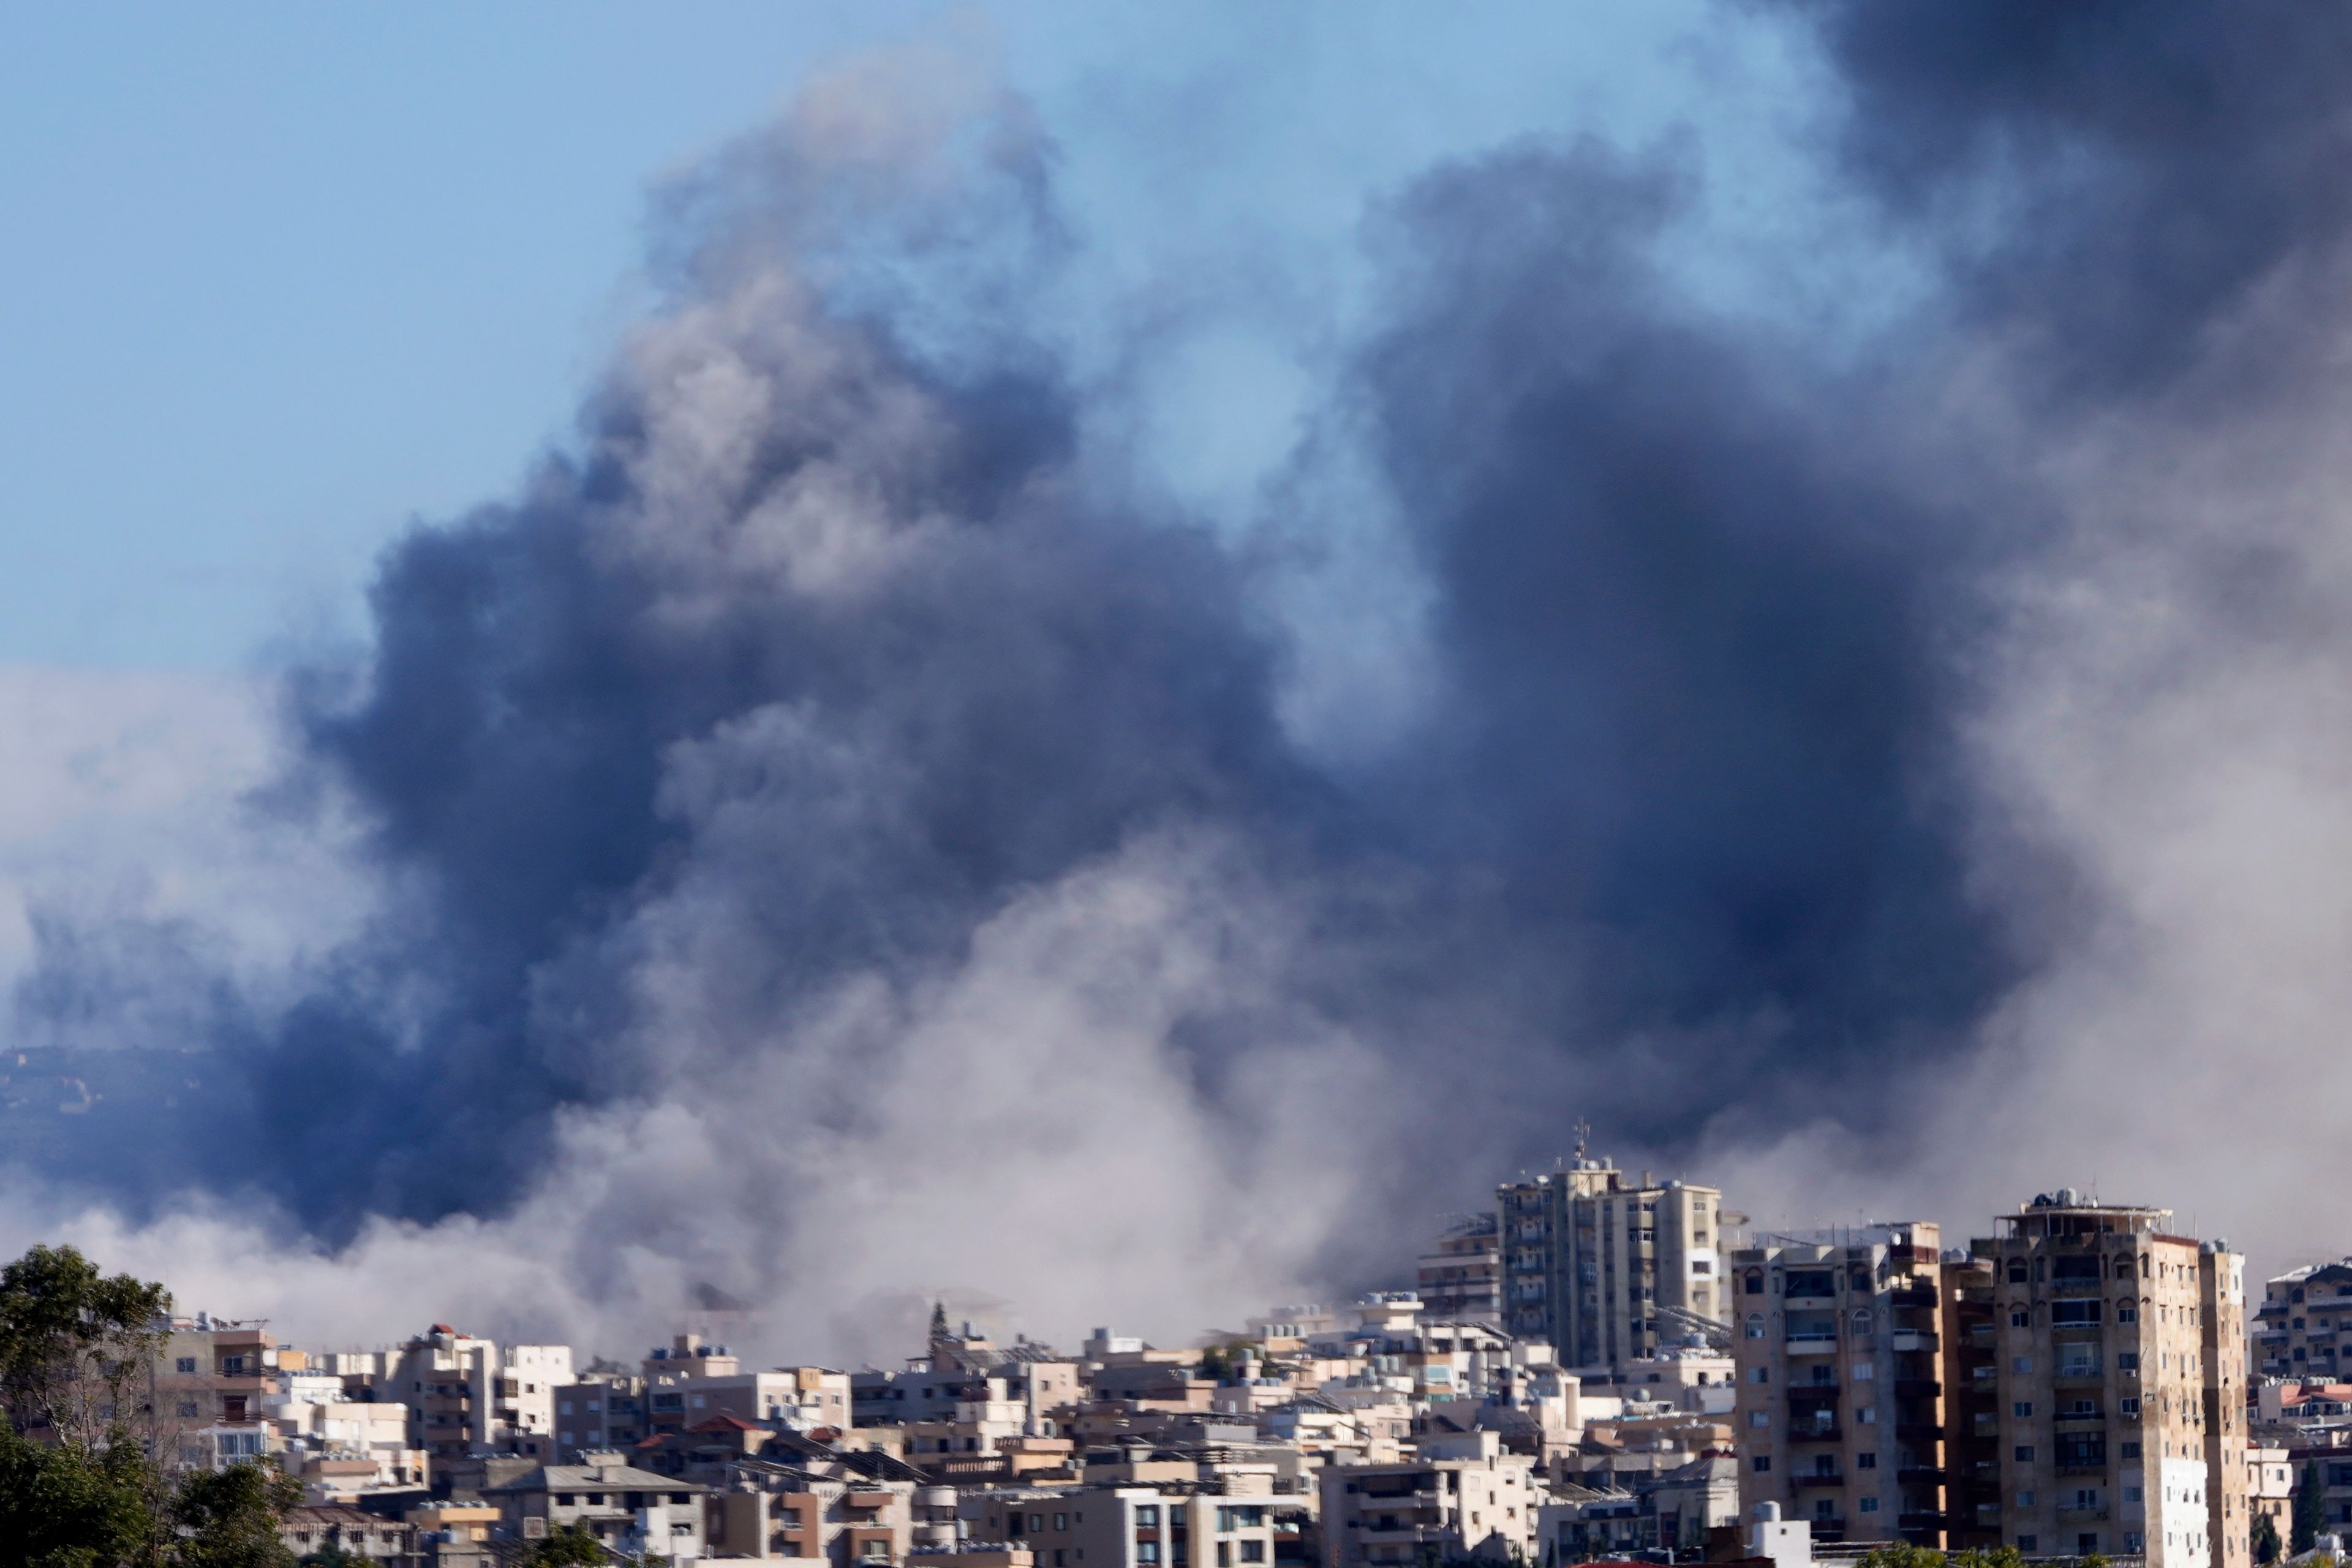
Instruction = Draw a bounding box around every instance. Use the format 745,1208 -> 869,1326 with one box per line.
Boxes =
0,1428 -> 156,1568
168,1461 -> 303,1568
520,1528 -> 609,1567
0,1245 -> 171,1453
2299,1461 -> 2328,1553
2256,1512 -> 2283,1566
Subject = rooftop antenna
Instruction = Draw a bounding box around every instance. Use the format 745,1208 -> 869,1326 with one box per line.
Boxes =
1572,1120 -> 1591,1162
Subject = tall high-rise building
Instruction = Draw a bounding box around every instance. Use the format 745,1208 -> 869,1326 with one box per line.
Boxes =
1729,1223 -> 1948,1547
1967,1192 -> 2247,1568
1497,1156 -> 1724,1374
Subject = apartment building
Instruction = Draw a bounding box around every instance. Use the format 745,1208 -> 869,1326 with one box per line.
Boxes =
386,1326 -> 571,1461
1728,1223 -> 1947,1547
2252,1262 -> 2352,1380
153,1319 -> 281,1471
1498,1160 -> 1725,1374
1970,1191 -> 2247,1568
1417,1216 -> 1502,1326
484,1452 -> 709,1559
554,1371 -> 647,1460
2248,1444 -> 2292,1542
967,1480 -> 1284,1568
1319,1430 -> 1539,1568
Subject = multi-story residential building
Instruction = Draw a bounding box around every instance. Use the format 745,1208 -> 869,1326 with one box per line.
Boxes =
2252,1262 -> 2352,1380
385,1326 -> 571,1461
554,1370 -> 647,1460
1970,1191 -> 2247,1568
1497,1159 -> 1725,1374
153,1318 -> 281,1471
1728,1223 -> 1947,1547
2248,1443 -> 2293,1545
483,1452 -> 709,1559
967,1478 -> 1284,1568
1418,1216 -> 1502,1326
1319,1430 -> 1539,1568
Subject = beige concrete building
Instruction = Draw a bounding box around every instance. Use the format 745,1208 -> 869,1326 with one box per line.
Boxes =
1970,1192 -> 2247,1568
484,1452 -> 709,1559
1498,1159 -> 1725,1374
2248,1442 -> 2292,1549
1728,1223 -> 1947,1547
2252,1262 -> 2352,1381
1417,1215 -> 1501,1326
385,1326 -> 571,1461
1319,1430 -> 1537,1568
965,1480 -> 1283,1568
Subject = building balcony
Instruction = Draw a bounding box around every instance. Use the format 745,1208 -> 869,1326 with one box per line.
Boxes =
2057,1509 -> 2109,1525
1898,1467 -> 1946,1484
1789,1425 -> 1845,1444
1899,1513 -> 1947,1534
1895,1379 -> 1943,1399
1892,1332 -> 1940,1353
1786,1333 -> 1839,1354
1793,1471 -> 1847,1488
1890,1287 -> 1938,1308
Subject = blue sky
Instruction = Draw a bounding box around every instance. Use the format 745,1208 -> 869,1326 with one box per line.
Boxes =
0,1 -> 1820,671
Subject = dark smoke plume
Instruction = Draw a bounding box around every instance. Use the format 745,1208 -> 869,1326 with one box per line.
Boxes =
12,4 -> 2352,1339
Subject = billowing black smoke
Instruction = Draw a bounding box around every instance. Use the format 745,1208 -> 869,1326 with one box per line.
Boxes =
13,2 -> 2352,1292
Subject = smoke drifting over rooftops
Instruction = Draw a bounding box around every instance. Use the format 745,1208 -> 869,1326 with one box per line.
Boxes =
9,2 -> 2352,1354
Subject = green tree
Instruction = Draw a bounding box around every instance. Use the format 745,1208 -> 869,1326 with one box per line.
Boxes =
2297,1461 -> 2327,1553
2256,1512 -> 2283,1566
167,1460 -> 301,1568
0,1426 -> 156,1568
1950,1549 -> 2024,1568
928,1303 -> 951,1349
0,1245 -> 172,1453
519,1528 -> 608,1568
1858,1545 -> 1946,1568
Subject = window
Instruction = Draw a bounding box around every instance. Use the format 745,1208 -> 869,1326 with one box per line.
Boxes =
669,1494 -> 690,1506
1055,1554 -> 1067,1568
2120,1398 -> 2141,1417
1137,1508 -> 1161,1528
2120,1442 -> 2142,1459
2013,1357 -> 2034,1374
1238,1545 -> 1264,1564
1750,1411 -> 1770,1428
1858,1453 -> 1877,1469
1752,1457 -> 1771,1474
176,1357 -> 197,1374
2116,1304 -> 2137,1324
1751,1367 -> 1771,1384
1055,1515 -> 1069,1532
556,1494 -> 575,1507
1860,1498 -> 1880,1514
176,1401 -> 198,1418
2018,1537 -> 2038,1553
1031,1515 -> 1046,1532
1856,1406 -> 1876,1425
2052,1301 -> 2102,1325
2008,1261 -> 2029,1284
2014,1403 -> 2034,1419
1218,1547 -> 1231,1568
1745,1314 -> 1766,1340
2011,1309 -> 2030,1328
2125,1488 -> 2143,1503
2117,1353 -> 2139,1371
1139,1547 -> 1161,1564
2016,1447 -> 2036,1463
1746,1272 -> 1765,1295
